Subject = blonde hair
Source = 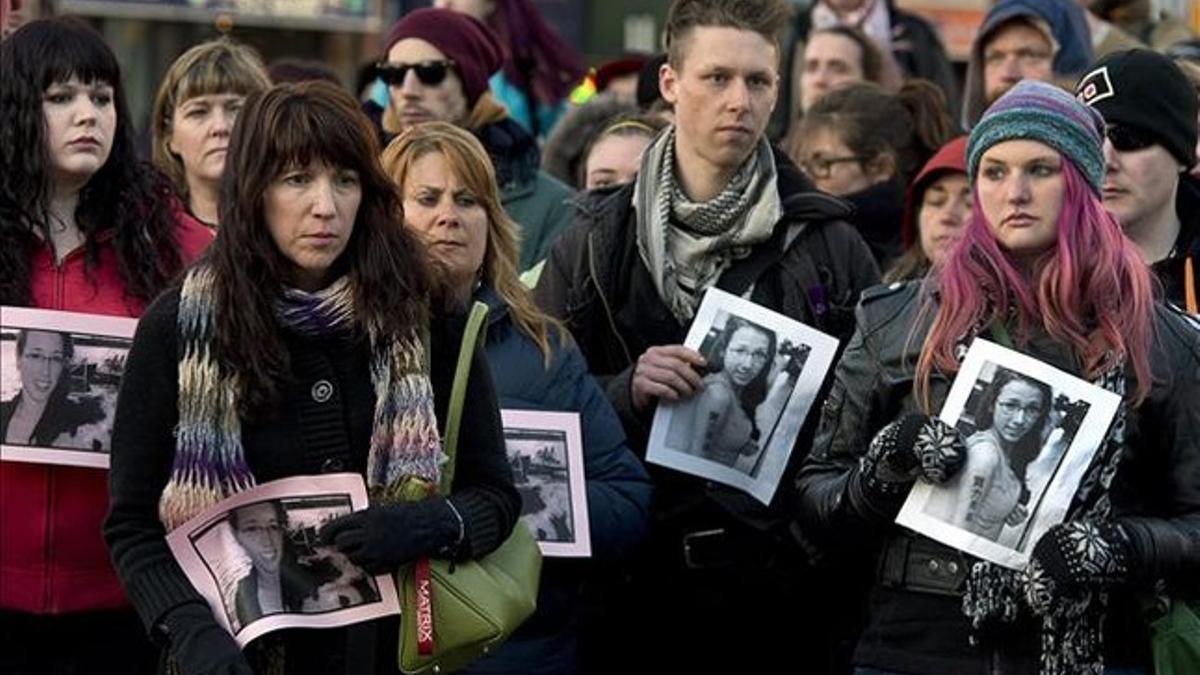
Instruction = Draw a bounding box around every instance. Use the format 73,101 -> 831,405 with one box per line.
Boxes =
380,121 -> 562,363
151,38 -> 270,200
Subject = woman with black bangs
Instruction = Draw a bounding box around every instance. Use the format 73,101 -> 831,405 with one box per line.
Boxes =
104,81 -> 518,674
0,17 -> 211,674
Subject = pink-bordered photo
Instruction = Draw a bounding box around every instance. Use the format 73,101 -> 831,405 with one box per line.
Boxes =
1,306 -> 138,469
165,474 -> 400,647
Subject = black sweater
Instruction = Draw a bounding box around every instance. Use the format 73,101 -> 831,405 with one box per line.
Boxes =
103,288 -> 520,674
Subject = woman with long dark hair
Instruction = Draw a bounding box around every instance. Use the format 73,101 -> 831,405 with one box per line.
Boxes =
796,80 -> 1200,675
104,81 -> 519,674
0,17 -> 211,674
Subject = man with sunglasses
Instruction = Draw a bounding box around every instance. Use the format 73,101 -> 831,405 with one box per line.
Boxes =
1078,49 -> 1200,315
535,0 -> 880,671
373,8 -> 575,272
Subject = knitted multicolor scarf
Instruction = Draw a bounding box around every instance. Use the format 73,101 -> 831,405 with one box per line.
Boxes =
157,265 -> 443,532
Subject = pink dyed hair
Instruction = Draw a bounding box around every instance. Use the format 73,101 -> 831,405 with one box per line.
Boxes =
915,157 -> 1155,407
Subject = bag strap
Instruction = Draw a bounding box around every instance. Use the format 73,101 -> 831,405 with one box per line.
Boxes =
438,301 -> 490,496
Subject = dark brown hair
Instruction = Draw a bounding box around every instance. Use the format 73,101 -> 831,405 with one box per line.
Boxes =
210,81 -> 431,416
789,80 -> 954,187
1,17 -> 186,306
665,0 -> 792,68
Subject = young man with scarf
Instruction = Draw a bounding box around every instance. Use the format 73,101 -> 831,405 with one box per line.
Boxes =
534,0 -> 880,672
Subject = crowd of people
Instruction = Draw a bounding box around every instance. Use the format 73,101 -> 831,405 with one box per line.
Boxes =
1,0 -> 1198,674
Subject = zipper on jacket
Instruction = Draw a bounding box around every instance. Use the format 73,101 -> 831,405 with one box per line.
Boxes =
586,230 -> 633,367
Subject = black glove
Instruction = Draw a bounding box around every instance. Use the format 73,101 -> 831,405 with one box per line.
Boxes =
318,497 -> 463,573
161,602 -> 253,675
859,414 -> 967,496
1025,520 -> 1133,616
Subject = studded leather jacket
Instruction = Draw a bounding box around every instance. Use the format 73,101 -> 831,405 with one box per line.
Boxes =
795,281 -> 1200,674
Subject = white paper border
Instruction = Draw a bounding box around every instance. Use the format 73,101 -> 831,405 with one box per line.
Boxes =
895,339 -> 1122,569
645,288 -> 840,505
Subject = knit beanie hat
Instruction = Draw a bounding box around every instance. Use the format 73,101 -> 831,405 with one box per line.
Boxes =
967,80 -> 1105,194
383,8 -> 504,106
1076,49 -> 1199,169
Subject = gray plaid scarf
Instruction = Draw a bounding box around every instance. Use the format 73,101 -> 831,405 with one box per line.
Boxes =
634,126 -> 781,322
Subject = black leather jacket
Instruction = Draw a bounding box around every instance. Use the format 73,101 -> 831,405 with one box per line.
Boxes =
795,281 -> 1200,674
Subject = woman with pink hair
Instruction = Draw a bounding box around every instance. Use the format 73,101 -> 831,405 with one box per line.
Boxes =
796,80 -> 1200,675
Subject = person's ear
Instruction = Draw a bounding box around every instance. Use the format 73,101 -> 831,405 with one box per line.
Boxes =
660,60 -> 679,106
865,153 -> 896,185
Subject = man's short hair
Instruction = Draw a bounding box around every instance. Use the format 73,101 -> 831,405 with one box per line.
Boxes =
664,0 -> 792,69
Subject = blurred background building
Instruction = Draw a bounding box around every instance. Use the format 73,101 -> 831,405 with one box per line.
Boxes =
6,0 -> 1198,136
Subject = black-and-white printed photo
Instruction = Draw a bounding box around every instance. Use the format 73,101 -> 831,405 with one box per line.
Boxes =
897,340 -> 1122,570
920,363 -> 1090,550
663,311 -> 810,477
1,307 -> 137,469
166,474 -> 400,646
190,495 -> 382,634
647,289 -> 840,505
502,410 -> 590,557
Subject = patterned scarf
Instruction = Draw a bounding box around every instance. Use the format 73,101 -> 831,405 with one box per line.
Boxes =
961,355 -> 1129,675
634,126 -> 781,322
157,265 -> 443,532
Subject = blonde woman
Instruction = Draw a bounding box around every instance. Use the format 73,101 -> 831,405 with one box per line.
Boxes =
383,122 -> 651,674
151,38 -> 270,227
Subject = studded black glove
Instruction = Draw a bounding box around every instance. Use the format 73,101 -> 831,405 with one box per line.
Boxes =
318,497 -> 464,574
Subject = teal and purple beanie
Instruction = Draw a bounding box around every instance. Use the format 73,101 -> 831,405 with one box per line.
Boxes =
966,80 -> 1105,195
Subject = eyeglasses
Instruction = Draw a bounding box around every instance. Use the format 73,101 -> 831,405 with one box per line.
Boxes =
997,400 -> 1043,418
375,60 -> 457,87
800,155 -> 865,179
1105,124 -> 1158,153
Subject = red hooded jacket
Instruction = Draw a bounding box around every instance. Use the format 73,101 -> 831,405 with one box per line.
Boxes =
0,209 -> 211,614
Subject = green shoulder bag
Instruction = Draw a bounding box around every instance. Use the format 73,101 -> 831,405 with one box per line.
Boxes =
398,302 -> 542,674
1147,597 -> 1200,675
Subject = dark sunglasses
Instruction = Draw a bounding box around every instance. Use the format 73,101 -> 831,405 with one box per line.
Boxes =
1105,124 -> 1158,153
375,60 -> 456,87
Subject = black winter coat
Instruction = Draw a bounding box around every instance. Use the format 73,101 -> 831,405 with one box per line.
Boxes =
532,146 -> 882,673
796,281 -> 1200,674
104,288 -> 521,675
